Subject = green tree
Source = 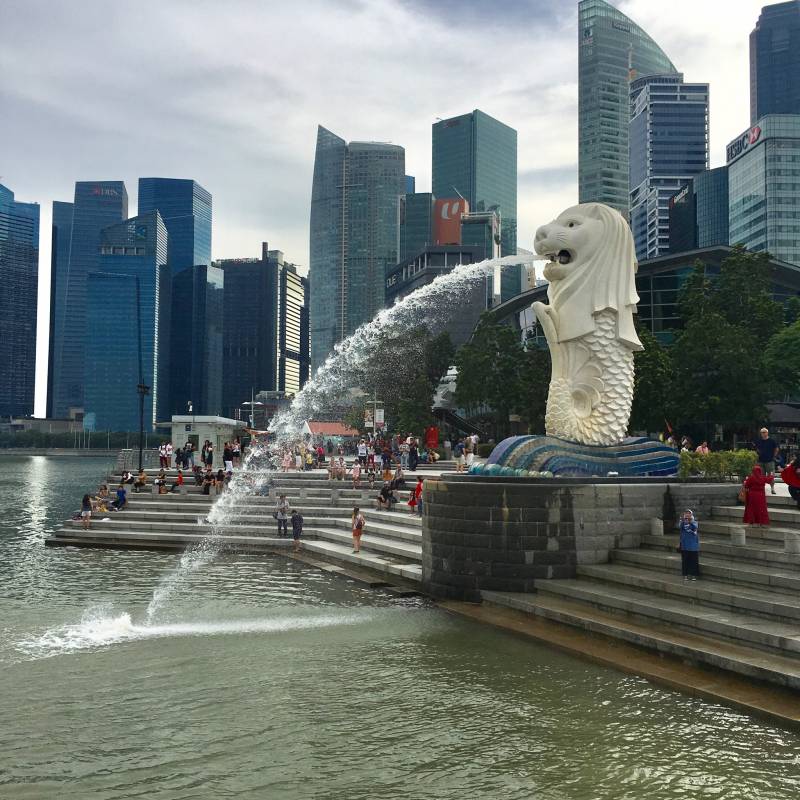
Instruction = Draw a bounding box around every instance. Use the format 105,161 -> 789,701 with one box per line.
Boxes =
671,247 -> 781,437
455,315 -> 525,439
630,324 -> 675,435
765,319 -> 800,399
517,343 -> 551,434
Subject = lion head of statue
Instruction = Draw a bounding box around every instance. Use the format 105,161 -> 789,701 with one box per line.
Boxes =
533,202 -> 642,351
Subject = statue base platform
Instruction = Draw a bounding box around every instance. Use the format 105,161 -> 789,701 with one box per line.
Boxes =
472,436 -> 678,478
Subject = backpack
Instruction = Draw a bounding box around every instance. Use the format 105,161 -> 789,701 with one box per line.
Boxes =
355,515 -> 364,530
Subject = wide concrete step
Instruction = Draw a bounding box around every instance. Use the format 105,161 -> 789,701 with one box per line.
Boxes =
536,578 -> 800,657
701,520 -> 792,545
578,563 -> 800,624
481,591 -> 800,690
613,548 -> 800,592
642,534 -> 800,568
51,527 -> 293,551
712,504 -> 800,527
767,495 -> 800,509
307,525 -> 422,562
300,539 -> 422,583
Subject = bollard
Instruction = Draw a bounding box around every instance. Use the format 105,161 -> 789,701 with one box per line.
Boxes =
650,518 -> 663,536
785,531 -> 800,554
730,526 -> 746,547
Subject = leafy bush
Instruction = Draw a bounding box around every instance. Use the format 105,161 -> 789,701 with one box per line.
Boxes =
477,443 -> 494,458
678,449 -> 757,481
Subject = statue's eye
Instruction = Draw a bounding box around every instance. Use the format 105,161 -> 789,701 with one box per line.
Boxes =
567,222 -> 575,228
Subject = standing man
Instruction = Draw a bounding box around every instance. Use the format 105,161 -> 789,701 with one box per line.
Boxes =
357,438 -> 368,467
290,509 -> 304,552
275,493 -> 289,537
755,427 -> 779,495
166,441 -> 173,469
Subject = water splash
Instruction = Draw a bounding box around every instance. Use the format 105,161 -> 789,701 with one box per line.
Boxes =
270,253 -> 540,440
137,252 -> 538,623
18,603 -> 375,659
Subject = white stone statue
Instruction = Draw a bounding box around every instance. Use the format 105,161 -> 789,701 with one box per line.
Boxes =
532,203 -> 643,447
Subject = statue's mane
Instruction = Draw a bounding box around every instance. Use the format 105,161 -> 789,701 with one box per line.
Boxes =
546,203 -> 642,350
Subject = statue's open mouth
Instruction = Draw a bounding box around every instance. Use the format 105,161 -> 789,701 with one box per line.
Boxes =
546,250 -> 573,265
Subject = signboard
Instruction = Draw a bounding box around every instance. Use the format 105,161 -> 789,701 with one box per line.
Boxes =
375,408 -> 385,429
726,125 -> 762,164
364,408 -> 374,429
434,198 -> 469,246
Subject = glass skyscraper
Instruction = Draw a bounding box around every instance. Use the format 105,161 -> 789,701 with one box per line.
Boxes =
750,2 -> 800,124
84,211 -> 170,432
431,109 -> 517,271
50,181 -> 128,419
728,115 -> 800,266
309,126 -> 405,372
0,184 -> 40,418
278,262 -> 310,396
46,201 -> 73,418
578,0 -> 678,214
399,193 -> 435,262
170,264 -> 224,418
629,74 -> 709,260
138,178 -> 212,273
668,167 -> 730,254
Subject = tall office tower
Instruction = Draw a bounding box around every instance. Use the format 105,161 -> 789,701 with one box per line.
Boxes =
728,115 -> 800,265
399,193 -> 435,261
405,175 -> 416,194
170,264 -> 224,418
46,201 -> 73,417
277,255 -> 310,396
84,211 -> 170,432
578,0 -> 678,214
0,184 -> 40,418
50,181 -> 127,418
219,244 -> 310,415
668,168 -> 730,254
138,178 -> 212,273
750,1 -> 800,123
432,109 -> 517,267
309,126 -> 405,372
629,74 -> 709,260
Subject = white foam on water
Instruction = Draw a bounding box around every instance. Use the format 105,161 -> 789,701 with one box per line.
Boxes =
17,605 -> 373,659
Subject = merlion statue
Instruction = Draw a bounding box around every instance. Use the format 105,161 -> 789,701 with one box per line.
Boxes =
532,203 -> 642,447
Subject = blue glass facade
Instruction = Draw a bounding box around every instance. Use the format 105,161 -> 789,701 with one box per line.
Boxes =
50,181 -> 127,419
728,115 -> 800,266
309,126 -> 405,371
84,212 -> 170,432
46,201 -> 73,417
431,109 -> 517,272
170,263 -> 224,418
629,74 -> 709,260
750,2 -> 800,124
695,167 -> 729,248
579,0 -> 678,214
399,193 -> 435,261
405,175 -> 416,194
138,178 -> 212,273
0,184 -> 40,418
219,247 -> 279,418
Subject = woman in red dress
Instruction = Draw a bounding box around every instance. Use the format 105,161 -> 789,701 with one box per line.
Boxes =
743,464 -> 771,526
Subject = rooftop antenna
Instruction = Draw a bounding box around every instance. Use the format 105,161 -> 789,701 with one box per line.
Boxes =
451,186 -> 466,201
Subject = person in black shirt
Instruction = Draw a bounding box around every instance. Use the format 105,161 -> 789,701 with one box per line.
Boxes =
755,427 -> 778,495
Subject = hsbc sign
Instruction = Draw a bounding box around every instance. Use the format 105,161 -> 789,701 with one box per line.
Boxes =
726,125 -> 762,163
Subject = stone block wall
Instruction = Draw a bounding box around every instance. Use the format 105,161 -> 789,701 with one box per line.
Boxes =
422,476 -> 737,601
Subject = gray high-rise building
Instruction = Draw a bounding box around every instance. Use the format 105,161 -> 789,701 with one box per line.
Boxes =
578,0 -> 678,214
431,109 -> 517,270
629,74 -> 709,260
309,126 -> 405,372
0,184 -> 40,418
750,1 -> 800,124
50,181 -> 128,419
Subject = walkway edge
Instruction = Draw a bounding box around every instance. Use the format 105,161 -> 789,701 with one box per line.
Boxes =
438,599 -> 800,730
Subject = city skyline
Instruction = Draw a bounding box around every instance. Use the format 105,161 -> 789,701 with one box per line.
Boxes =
0,0 -> 780,417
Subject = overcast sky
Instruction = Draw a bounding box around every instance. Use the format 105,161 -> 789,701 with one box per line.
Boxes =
1,0 -> 767,417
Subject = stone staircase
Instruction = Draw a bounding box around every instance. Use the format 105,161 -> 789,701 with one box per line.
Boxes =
48,468 -> 424,584
483,494 -> 800,689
